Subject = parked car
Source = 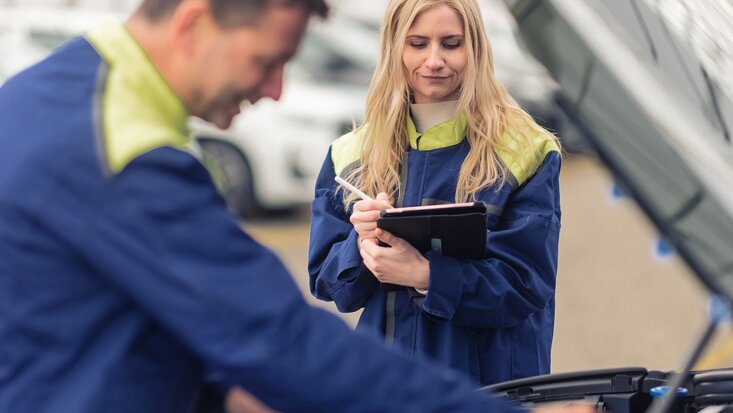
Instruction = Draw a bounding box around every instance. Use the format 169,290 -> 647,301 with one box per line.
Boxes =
0,7 -> 119,83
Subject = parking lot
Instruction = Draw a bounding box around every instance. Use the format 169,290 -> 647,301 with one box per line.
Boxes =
244,153 -> 726,373
5,0 -> 731,384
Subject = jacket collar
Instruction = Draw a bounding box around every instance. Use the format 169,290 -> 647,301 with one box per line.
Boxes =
85,22 -> 191,173
406,112 -> 467,151
86,22 -> 189,141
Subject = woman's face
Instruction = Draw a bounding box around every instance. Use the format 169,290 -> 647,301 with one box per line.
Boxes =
402,5 -> 468,104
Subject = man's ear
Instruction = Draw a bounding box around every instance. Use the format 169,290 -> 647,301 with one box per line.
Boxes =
167,0 -> 218,56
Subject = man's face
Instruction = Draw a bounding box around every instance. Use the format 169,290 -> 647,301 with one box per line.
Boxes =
188,5 -> 309,129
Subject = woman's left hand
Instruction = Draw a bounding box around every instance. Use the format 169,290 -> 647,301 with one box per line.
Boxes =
359,229 -> 430,289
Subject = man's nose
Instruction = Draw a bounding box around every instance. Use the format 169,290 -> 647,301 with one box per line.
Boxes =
259,66 -> 284,102
424,45 -> 445,71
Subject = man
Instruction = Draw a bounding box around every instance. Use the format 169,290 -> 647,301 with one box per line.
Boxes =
0,1 -> 591,412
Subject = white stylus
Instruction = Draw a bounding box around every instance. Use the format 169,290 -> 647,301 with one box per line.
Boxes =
334,176 -> 372,201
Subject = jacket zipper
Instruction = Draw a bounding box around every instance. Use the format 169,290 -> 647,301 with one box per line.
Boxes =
385,152 -> 411,345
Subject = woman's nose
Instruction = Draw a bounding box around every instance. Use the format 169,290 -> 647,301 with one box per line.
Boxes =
423,45 -> 445,71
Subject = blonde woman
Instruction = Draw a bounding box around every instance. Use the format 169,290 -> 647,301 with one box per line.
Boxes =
308,0 -> 561,386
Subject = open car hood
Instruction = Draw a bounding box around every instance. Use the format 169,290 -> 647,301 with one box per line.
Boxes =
503,0 -> 733,301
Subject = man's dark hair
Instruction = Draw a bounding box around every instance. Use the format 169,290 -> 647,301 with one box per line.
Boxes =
137,0 -> 329,27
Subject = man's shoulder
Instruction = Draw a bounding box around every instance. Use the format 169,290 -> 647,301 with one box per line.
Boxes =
0,37 -> 106,191
0,36 -> 101,101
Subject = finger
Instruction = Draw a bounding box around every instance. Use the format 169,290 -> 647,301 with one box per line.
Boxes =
350,210 -> 381,223
360,249 -> 377,274
353,222 -> 377,233
360,237 -> 379,256
375,229 -> 405,248
363,256 -> 384,280
353,226 -> 377,240
357,233 -> 378,242
226,387 -> 280,413
354,199 -> 392,213
376,192 -> 393,209
376,192 -> 392,204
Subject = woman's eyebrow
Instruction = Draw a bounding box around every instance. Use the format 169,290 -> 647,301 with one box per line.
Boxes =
405,34 -> 464,40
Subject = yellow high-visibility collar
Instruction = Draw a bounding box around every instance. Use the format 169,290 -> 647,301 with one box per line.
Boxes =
86,22 -> 189,174
406,112 -> 468,151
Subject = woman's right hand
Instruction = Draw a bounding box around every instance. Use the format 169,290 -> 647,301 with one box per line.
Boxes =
350,192 -> 392,242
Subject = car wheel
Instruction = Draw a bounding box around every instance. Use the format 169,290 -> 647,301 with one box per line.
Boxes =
198,139 -> 259,218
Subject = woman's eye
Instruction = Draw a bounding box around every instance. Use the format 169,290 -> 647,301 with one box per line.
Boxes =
409,42 -> 427,49
443,42 -> 461,49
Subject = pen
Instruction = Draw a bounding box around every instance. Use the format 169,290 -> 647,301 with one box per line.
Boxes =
334,176 -> 373,201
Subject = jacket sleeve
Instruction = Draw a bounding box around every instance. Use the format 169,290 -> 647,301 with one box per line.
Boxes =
307,147 -> 379,312
79,147 -> 517,413
418,151 -> 562,329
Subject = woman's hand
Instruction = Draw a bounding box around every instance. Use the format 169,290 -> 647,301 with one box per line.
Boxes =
359,228 -> 430,289
226,387 -> 280,413
350,192 -> 392,242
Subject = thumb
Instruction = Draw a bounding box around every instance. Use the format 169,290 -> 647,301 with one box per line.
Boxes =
376,228 -> 404,248
376,192 -> 390,202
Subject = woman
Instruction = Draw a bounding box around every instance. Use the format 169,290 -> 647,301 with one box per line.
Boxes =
308,0 -> 561,386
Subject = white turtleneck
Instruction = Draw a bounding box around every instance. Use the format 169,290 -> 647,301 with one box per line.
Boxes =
409,99 -> 460,133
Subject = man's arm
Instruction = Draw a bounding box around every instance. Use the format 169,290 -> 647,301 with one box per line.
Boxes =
79,147 -> 521,413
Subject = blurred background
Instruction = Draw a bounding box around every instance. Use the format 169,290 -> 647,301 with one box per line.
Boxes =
1,0 -> 730,373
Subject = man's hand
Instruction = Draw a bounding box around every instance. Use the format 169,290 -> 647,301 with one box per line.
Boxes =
350,192 -> 392,242
533,402 -> 597,413
359,228 -> 430,289
226,387 -> 280,413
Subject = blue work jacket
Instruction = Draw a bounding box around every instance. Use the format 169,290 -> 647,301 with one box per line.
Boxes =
0,23 -> 523,413
309,114 -> 562,386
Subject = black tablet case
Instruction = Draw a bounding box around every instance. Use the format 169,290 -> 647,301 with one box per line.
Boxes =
376,201 -> 488,260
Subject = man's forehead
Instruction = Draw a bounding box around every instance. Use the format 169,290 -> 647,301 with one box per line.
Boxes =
255,5 -> 309,52
255,5 -> 308,36
258,2 -> 310,26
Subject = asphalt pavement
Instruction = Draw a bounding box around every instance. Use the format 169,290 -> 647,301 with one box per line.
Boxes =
244,154 -> 730,373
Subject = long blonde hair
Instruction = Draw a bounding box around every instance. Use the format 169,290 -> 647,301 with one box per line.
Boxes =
343,0 -> 558,207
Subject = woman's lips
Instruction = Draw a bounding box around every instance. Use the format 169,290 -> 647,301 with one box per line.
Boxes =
421,74 -> 450,81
